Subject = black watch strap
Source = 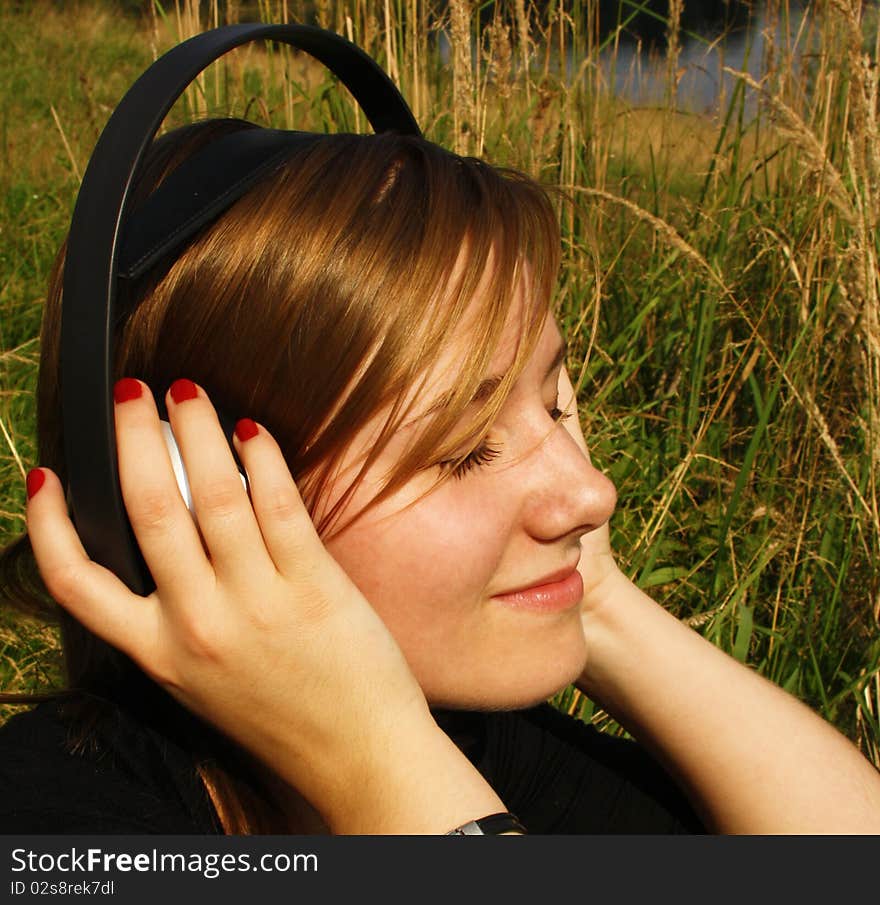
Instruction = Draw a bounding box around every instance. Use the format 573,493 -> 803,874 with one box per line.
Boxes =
445,812 -> 527,835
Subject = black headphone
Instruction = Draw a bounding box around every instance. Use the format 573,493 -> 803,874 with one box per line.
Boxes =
60,24 -> 421,598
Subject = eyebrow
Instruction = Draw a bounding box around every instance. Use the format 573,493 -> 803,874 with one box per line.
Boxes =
471,337 -> 567,405
415,337 -> 568,422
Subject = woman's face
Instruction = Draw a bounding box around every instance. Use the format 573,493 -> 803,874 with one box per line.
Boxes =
322,278 -> 617,711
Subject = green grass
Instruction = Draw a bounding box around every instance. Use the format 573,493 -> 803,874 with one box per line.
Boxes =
1,0 -> 878,766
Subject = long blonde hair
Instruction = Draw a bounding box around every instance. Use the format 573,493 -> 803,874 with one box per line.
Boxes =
0,118 -> 561,832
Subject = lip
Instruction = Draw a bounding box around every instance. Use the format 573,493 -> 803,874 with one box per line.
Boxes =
491,565 -> 584,613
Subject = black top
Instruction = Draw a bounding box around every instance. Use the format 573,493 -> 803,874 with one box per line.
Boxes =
0,697 -> 704,834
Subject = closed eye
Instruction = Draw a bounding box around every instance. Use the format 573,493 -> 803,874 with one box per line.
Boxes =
438,441 -> 503,479
439,402 -> 571,479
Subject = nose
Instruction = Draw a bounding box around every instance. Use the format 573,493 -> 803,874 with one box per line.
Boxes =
521,423 -> 617,543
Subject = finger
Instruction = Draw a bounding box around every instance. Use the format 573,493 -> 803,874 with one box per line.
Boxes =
25,467 -> 161,664
113,378 -> 214,594
165,379 -> 275,583
230,418 -> 325,579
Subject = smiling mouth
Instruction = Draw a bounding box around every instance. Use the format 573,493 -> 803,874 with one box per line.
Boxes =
495,561 -> 581,597
491,565 -> 584,613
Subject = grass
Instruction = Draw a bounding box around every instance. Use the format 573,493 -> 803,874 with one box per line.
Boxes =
0,0 -> 878,768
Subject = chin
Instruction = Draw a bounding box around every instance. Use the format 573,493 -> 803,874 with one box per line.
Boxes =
427,681 -> 575,713
424,649 -> 588,713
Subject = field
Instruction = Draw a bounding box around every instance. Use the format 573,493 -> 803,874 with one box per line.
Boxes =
1,0 -> 878,765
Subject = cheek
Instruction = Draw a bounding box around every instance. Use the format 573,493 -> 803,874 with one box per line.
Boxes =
324,483 -> 510,648
323,468 -> 590,709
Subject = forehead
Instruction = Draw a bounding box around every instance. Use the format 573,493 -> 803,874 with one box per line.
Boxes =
428,253 -> 537,390
345,257 -> 546,449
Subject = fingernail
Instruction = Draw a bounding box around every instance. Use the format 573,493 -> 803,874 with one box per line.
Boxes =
26,468 -> 45,500
114,378 -> 143,404
235,418 -> 259,442
170,378 -> 199,404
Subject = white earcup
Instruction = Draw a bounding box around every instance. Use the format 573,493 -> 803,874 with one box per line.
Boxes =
159,420 -> 248,520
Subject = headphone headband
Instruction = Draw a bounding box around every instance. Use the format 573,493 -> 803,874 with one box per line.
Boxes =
60,24 -> 421,595
117,128 -> 320,284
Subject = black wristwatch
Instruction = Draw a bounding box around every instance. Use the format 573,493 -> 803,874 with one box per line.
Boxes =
445,812 -> 527,835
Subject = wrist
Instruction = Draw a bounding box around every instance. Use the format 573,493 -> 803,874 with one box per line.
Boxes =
576,569 -> 679,704
319,707 -> 507,834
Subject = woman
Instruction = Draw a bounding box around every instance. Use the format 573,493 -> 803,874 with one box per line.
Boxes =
1,117 -> 879,835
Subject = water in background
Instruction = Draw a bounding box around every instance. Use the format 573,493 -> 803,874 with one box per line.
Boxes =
599,1 -> 810,112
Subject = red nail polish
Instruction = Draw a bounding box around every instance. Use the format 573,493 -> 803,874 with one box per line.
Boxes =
170,378 -> 199,404
114,378 -> 143,404
235,418 -> 259,442
26,468 -> 45,500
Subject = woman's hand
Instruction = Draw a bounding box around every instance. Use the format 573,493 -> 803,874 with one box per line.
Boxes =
25,378 -> 505,832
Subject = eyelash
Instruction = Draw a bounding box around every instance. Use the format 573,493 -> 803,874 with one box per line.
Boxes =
439,405 -> 573,479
